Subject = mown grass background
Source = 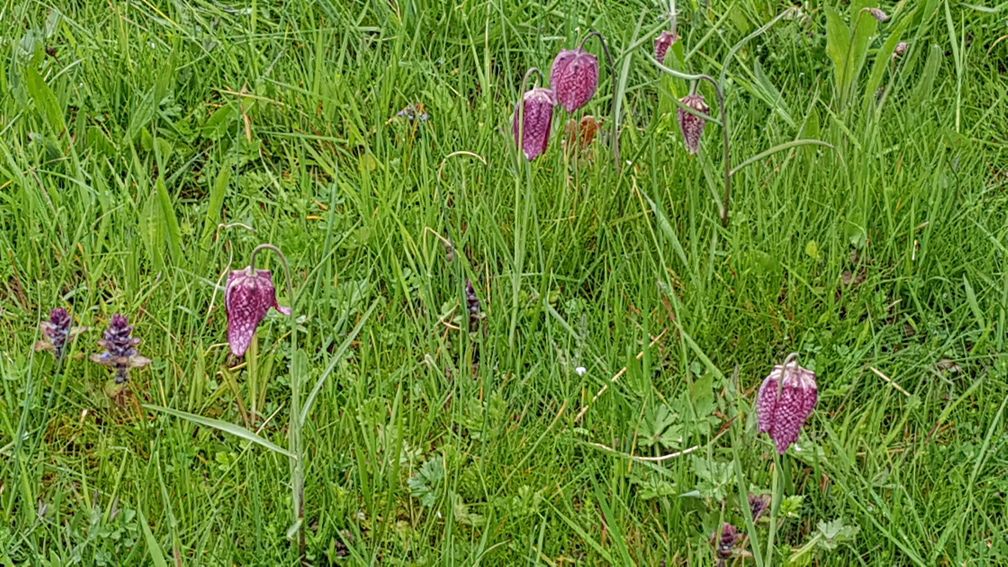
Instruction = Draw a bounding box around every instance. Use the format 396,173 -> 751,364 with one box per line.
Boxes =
2,0 -> 1006,564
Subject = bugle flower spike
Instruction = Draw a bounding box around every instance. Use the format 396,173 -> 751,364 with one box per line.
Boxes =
91,314 -> 150,384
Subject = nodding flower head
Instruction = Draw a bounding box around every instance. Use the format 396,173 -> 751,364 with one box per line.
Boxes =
654,31 -> 679,64
756,355 -> 818,454
225,268 -> 291,357
550,48 -> 599,112
91,314 -> 150,384
512,87 -> 556,161
866,7 -> 890,22
36,307 -> 81,360
677,93 -> 709,155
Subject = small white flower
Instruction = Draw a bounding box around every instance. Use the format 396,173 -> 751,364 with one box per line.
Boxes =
575,366 -> 587,376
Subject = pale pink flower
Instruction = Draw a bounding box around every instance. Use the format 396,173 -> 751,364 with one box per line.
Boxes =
756,356 -> 818,454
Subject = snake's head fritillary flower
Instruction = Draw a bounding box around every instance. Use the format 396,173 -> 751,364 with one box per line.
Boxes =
91,314 -> 150,384
36,307 -> 83,360
866,7 -> 890,22
654,31 -> 679,64
756,356 -> 818,454
512,87 -> 556,161
551,48 -> 599,112
225,268 -> 291,357
677,93 -> 709,155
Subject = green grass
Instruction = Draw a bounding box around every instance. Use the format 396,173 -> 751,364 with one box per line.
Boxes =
2,0 -> 1007,564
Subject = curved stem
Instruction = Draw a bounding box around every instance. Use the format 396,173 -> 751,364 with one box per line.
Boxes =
579,30 -> 620,167
719,7 -> 797,87
249,242 -> 304,562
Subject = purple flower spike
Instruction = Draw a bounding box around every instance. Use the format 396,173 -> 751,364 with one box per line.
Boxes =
756,356 -> 818,454
225,268 -> 292,357
91,314 -> 150,384
550,48 -> 599,112
512,87 -> 556,161
654,31 -> 678,64
37,307 -> 80,360
712,523 -> 741,563
677,93 -> 709,155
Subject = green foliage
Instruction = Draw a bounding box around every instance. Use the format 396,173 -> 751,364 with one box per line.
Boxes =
1,0 -> 1006,564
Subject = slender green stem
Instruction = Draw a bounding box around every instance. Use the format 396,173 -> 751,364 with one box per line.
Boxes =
765,451 -> 782,566
579,30 -> 620,167
248,243 -> 303,562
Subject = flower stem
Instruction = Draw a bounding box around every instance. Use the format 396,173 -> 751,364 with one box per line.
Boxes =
765,451 -> 782,566
249,243 -> 304,563
579,30 -> 620,167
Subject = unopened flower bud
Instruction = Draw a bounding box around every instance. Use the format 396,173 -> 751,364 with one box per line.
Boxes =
512,87 -> 556,161
677,93 -> 709,155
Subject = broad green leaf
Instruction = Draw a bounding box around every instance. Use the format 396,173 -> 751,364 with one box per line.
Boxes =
145,404 -> 296,458
23,67 -> 65,135
823,7 -> 850,97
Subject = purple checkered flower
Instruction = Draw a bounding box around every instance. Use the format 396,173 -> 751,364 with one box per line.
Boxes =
757,356 -> 818,454
225,268 -> 292,357
654,31 -> 678,63
551,48 -> 599,112
91,314 -> 150,384
512,87 -> 556,161
36,307 -> 82,360
678,93 -> 709,155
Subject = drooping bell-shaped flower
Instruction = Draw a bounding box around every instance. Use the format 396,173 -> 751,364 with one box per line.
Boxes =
512,87 -> 556,161
677,93 -> 709,155
756,356 -> 818,454
36,307 -> 83,360
225,268 -> 292,357
654,31 -> 679,64
91,314 -> 150,384
550,48 -> 599,112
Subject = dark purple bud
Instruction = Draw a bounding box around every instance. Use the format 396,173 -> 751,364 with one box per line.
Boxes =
654,31 -> 679,63
711,523 -> 740,561
91,314 -> 150,384
893,41 -> 908,60
465,280 -> 483,333
225,268 -> 292,357
512,87 -> 556,161
37,307 -> 74,359
677,93 -> 709,155
866,7 -> 890,22
550,48 -> 599,112
748,493 -> 771,520
757,356 -> 818,454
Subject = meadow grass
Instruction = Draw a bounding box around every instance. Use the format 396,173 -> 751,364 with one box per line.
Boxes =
2,0 -> 1007,565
